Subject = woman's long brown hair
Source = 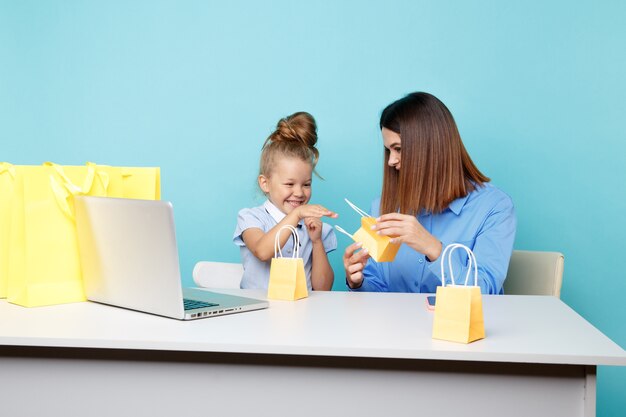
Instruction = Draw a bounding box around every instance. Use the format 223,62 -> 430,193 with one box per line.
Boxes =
379,92 -> 489,215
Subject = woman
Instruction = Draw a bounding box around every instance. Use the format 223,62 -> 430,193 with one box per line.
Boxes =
344,92 -> 516,294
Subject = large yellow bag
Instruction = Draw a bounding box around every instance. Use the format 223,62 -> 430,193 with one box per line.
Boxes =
267,225 -> 308,301
5,163 -> 160,307
0,163 -> 16,298
102,166 -> 161,200
334,198 -> 400,262
432,243 -> 485,344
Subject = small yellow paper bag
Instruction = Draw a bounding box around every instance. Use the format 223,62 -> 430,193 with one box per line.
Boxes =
334,199 -> 400,262
267,225 -> 308,301
432,243 -> 485,344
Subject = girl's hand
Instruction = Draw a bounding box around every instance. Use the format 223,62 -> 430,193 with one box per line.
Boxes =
294,204 -> 337,221
304,217 -> 323,242
372,213 -> 442,261
343,242 -> 370,289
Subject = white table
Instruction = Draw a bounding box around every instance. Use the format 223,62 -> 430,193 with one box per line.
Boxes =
1,290 -> 624,417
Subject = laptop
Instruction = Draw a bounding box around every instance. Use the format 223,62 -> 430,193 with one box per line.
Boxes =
74,196 -> 269,320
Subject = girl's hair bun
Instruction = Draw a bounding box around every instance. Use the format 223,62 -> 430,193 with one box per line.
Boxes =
270,111 -> 317,148
260,111 -> 320,177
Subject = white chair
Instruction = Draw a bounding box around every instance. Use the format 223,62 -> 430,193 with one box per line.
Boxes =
192,261 -> 244,289
503,250 -> 564,297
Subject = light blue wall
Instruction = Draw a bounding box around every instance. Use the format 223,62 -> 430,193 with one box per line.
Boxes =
2,0 -> 624,413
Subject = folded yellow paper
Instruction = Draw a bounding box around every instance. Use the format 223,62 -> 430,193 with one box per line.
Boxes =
335,199 -> 400,263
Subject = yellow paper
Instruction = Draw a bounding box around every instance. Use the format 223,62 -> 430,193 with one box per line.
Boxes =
267,257 -> 308,301
352,217 -> 401,262
432,285 -> 485,343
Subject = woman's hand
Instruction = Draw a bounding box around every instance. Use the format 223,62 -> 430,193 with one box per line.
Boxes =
373,213 -> 442,261
343,242 -> 370,289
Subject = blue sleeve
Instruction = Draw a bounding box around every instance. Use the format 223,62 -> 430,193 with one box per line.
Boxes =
426,195 -> 517,294
233,208 -> 265,247
321,223 -> 338,254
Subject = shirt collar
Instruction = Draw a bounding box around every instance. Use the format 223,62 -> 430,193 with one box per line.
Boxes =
263,200 -> 304,227
447,192 -> 471,216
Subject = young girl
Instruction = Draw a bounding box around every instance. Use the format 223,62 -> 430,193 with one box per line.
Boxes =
233,112 -> 338,290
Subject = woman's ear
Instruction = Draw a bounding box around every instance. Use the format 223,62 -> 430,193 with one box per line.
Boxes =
258,175 -> 270,194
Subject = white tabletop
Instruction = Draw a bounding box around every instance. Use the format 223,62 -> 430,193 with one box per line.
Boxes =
1,290 -> 625,366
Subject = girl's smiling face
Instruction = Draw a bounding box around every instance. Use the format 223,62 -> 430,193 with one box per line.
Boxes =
258,157 -> 313,215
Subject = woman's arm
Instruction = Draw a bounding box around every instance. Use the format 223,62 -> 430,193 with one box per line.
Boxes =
372,196 -> 516,294
427,198 -> 516,294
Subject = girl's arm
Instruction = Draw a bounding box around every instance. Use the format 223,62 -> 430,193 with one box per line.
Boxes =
310,238 -> 334,290
241,211 -> 301,262
242,205 -> 336,262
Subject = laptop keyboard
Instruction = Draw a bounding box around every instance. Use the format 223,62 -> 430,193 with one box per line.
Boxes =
183,298 -> 219,311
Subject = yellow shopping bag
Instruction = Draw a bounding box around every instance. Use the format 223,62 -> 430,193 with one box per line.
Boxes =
0,163 -> 16,298
7,163 -> 108,307
267,225 -> 308,301
432,243 -> 485,344
104,166 -> 161,199
334,198 -> 400,262
6,163 -> 160,307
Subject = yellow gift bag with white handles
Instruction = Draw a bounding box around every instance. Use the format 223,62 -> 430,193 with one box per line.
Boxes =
0,163 -> 16,298
4,162 -> 160,307
432,243 -> 485,344
267,225 -> 308,301
334,198 -> 400,263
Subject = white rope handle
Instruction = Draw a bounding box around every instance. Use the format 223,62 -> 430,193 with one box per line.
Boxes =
344,198 -> 371,218
334,225 -> 355,241
274,225 -> 300,259
439,243 -> 478,287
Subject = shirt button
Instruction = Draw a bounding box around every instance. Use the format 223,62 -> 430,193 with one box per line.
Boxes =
418,259 -> 424,264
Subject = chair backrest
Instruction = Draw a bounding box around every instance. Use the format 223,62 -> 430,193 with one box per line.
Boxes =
192,261 -> 243,289
503,250 -> 564,297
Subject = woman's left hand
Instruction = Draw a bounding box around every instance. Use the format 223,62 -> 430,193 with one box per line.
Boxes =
373,213 -> 442,261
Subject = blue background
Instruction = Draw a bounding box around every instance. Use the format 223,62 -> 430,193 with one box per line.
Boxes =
2,1 -> 624,413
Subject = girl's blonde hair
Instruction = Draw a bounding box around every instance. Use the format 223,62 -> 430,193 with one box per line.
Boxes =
259,111 -> 319,177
